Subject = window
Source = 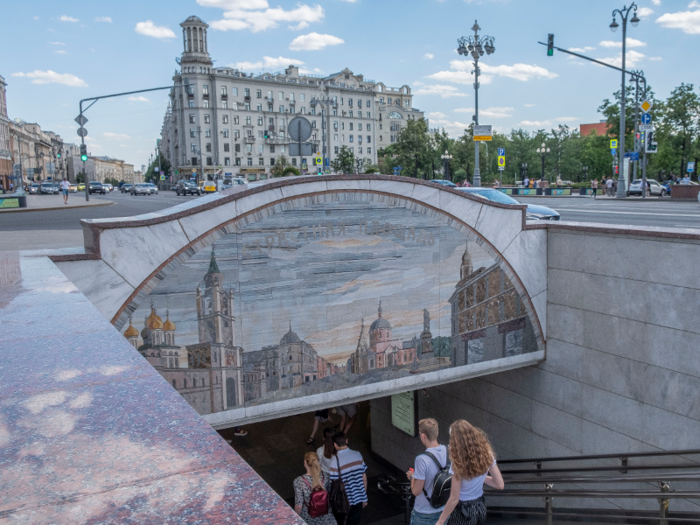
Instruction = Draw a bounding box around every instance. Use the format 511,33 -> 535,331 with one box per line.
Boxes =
246,144 -> 252,153
189,114 -> 195,124
234,116 -> 239,124
270,157 -> 275,166
235,157 -> 241,165
235,143 -> 240,152
290,105 -> 295,113
334,146 -> 339,154
256,104 -> 262,111
192,156 -> 198,164
312,120 -> 317,128
289,93 -> 295,102
358,123 -> 362,131
191,143 -> 197,152
203,85 -> 209,95
270,145 -> 275,153
357,98 -> 361,107
388,111 -> 403,119
224,157 -> 230,165
367,123 -> 371,131
340,97 -> 344,105
206,143 -> 212,152
281,145 -> 285,153
380,136 -> 383,141
334,134 -> 338,142
258,158 -> 264,166
366,112 -> 370,119
380,97 -> 385,104
258,130 -> 263,138
333,108 -> 337,116
205,129 -> 211,138
204,115 -> 210,124
207,157 -> 213,165
247,129 -> 253,137
268,117 -> 274,126
257,117 -> 263,126
390,135 -> 396,143
301,107 -> 306,114
300,93 -> 305,102
292,158 -> 297,166
256,89 -> 262,98
267,90 -> 273,99
349,123 -> 353,130
247,157 -> 253,166
404,99 -> 410,107
221,86 -> 227,96
245,116 -> 251,125
388,97 -> 392,105
189,100 -> 195,108
244,88 -> 250,97
395,99 -> 400,106
232,87 -> 238,96
187,86 -> 194,96
349,111 -> 353,118
349,135 -> 354,142
279,105 -> 284,113
224,143 -> 230,151
268,104 -> 274,112
358,135 -> 362,144
367,147 -> 371,155
349,98 -> 353,106
244,103 -> 250,111
278,91 -> 284,100
359,147 -> 363,154
367,100 -> 371,107
203,100 -> 209,108
222,101 -> 228,109
367,135 -> 371,143
258,145 -> 263,154
341,122 -> 345,130
190,129 -> 196,138
223,130 -> 229,138
223,115 -> 229,124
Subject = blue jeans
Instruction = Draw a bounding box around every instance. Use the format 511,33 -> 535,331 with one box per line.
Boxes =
411,509 -> 441,525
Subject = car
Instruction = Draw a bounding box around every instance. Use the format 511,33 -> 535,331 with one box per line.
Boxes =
103,183 -> 113,193
40,182 -> 58,195
628,178 -> 666,197
77,183 -> 86,192
222,177 -> 247,190
28,184 -> 40,195
69,184 -> 78,193
456,187 -> 561,221
120,183 -> 133,193
202,180 -> 217,193
130,183 -> 152,196
88,181 -> 106,195
431,179 -> 457,188
144,183 -> 159,194
175,180 -> 202,196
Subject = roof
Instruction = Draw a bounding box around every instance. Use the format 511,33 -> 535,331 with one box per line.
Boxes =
207,248 -> 220,274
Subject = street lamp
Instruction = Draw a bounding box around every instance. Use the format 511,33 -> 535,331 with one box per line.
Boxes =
441,150 -> 453,181
457,20 -> 495,188
536,143 -> 550,182
610,3 -> 639,199
582,165 -> 589,182
355,158 -> 364,175
521,162 -> 528,184
310,84 -> 338,173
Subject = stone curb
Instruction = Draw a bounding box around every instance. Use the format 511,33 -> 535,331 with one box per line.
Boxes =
0,200 -> 114,214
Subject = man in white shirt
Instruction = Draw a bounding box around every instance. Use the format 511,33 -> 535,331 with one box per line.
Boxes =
606,177 -> 614,197
406,418 -> 447,525
59,178 -> 71,204
681,175 -> 691,185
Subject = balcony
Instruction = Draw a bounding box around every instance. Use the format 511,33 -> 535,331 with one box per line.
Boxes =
244,96 -> 251,102
244,136 -> 256,144
221,94 -> 228,99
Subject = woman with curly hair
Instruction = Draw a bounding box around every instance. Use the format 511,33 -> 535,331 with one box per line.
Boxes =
436,420 -> 504,525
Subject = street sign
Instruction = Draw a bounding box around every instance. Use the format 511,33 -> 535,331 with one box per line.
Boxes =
289,143 -> 314,156
641,113 -> 652,125
473,125 -> 492,141
301,159 -> 308,170
160,175 -> 165,180
77,127 -> 88,137
314,156 -> 322,166
288,116 -> 312,142
498,166 -> 505,171
640,124 -> 653,132
192,169 -> 196,173
497,156 -> 505,167
74,115 -> 88,126
610,139 -> 618,149
624,152 -> 640,160
688,162 -> 695,173
325,158 -> 330,167
611,148 -> 617,155
154,167 -> 160,172
498,148 -> 505,156
641,100 -> 653,112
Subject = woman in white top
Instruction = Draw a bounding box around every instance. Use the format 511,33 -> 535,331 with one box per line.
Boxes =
316,427 -> 335,475
436,420 -> 504,525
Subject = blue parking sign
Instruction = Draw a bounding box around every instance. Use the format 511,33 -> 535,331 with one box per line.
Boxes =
498,148 -> 505,156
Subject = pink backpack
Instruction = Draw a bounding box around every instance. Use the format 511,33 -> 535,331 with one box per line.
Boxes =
302,475 -> 329,518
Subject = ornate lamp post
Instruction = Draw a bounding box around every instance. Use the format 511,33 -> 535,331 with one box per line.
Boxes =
457,21 -> 495,188
310,84 -> 337,172
610,3 -> 640,198
582,165 -> 589,182
521,162 -> 528,184
536,143 -> 550,183
441,150 -> 453,181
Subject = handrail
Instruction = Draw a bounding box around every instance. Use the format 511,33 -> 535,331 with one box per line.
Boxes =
502,471 -> 700,484
501,463 -> 700,475
488,509 -> 700,523
487,489 -> 700,498
498,449 -> 700,465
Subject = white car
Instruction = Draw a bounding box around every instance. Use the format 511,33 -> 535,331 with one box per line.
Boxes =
144,183 -> 159,194
103,183 -> 113,192
628,179 -> 666,197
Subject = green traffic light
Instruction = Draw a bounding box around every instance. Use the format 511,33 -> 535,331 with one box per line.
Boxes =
547,49 -> 553,57
81,154 -> 88,162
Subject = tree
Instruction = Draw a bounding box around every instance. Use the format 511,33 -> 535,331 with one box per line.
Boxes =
271,155 -> 291,177
145,153 -> 171,183
331,145 -> 354,174
283,166 -> 300,176
393,119 -> 432,179
662,83 -> 700,179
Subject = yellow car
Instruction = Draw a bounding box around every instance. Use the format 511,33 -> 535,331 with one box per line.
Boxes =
69,184 -> 78,193
202,181 -> 217,193
77,183 -> 86,191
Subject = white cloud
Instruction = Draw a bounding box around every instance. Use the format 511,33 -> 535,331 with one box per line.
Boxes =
289,32 -> 343,51
127,96 -> 150,102
428,70 -> 489,85
568,46 -> 595,52
599,38 -> 647,48
59,15 -> 78,22
690,1 -> 700,7
652,0 -> 661,4
135,21 -> 176,39
637,7 -> 654,16
34,16 -> 39,20
424,53 -> 434,60
450,59 -> 557,81
454,106 -> 514,118
197,0 -> 269,8
656,5 -> 700,34
598,49 -> 646,67
426,115 -> 471,136
55,50 -> 67,54
95,17 -> 112,23
103,133 -> 131,140
232,56 -> 304,71
208,4 -> 324,33
11,70 -> 87,87
289,21 -> 309,30
413,84 -> 468,98
555,117 -> 578,122
523,103 -> 535,107
520,120 -> 551,127
48,41 -> 65,46
649,56 -> 663,60
428,111 -> 447,119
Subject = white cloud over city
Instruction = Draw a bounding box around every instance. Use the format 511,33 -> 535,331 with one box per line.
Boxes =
59,15 -> 78,22
413,84 -> 468,98
289,33 -> 344,51
232,56 -> 304,71
135,21 -> 176,39
655,3 -> 700,34
454,106 -> 514,118
11,70 -> 87,87
201,0 -> 325,33
95,17 -> 112,23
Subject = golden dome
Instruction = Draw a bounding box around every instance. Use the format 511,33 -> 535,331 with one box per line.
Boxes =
147,307 -> 163,330
124,322 -> 139,338
163,316 -> 176,331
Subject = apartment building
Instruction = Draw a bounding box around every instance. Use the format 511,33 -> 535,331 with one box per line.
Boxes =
160,16 -> 424,182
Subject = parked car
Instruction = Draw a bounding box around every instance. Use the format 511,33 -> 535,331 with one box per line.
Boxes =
40,182 -> 58,195
28,184 -> 40,194
202,180 -> 217,193
144,183 -> 158,194
120,183 -> 133,193
130,183 -> 152,196
457,187 -> 561,221
431,179 -> 457,188
175,180 -> 202,196
628,178 -> 667,197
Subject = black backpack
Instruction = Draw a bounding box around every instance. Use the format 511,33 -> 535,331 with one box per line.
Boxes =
421,450 -> 452,509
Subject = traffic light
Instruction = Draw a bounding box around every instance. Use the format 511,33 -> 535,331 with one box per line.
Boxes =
263,129 -> 269,139
615,165 -> 619,175
57,152 -> 61,159
547,34 -> 554,56
80,144 -> 88,162
645,131 -> 658,153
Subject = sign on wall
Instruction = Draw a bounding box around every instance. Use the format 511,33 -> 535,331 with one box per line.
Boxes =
391,391 -> 417,436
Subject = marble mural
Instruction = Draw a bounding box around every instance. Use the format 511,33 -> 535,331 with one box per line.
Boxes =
121,195 -> 541,416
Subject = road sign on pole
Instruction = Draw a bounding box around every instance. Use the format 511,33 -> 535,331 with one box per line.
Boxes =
74,115 -> 88,126
641,100 -> 653,112
497,156 -> 505,167
498,148 -> 505,156
688,162 -> 695,173
611,148 -> 617,156
473,125 -> 492,141
77,127 -> 88,137
610,139 -> 618,149
639,124 -> 653,132
641,113 -> 652,125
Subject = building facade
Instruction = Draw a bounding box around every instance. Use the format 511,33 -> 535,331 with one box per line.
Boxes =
160,16 -> 424,182
91,156 -> 137,184
0,75 -> 12,190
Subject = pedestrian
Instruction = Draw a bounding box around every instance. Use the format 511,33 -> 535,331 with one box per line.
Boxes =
59,178 -> 71,204
294,451 -> 336,525
336,404 -> 358,435
329,432 -> 368,525
317,427 -> 335,476
522,176 -> 529,188
606,177 -> 614,197
591,178 -> 598,199
556,176 -> 563,187
435,420 -> 504,525
682,174 -> 691,185
308,409 -> 330,445
533,180 -> 538,189
406,418 -> 448,525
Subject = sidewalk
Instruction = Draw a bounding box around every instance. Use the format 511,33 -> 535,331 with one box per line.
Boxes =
0,194 -> 114,213
0,230 -> 85,252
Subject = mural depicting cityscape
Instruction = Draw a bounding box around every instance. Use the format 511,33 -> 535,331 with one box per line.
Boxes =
122,198 -> 540,416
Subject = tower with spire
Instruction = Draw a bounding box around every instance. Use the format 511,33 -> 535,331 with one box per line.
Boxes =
179,16 -> 213,74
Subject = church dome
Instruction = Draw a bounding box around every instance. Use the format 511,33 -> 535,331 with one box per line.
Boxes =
370,301 -> 392,331
163,318 -> 176,331
124,322 -> 139,338
281,329 -> 301,345
147,308 -> 163,330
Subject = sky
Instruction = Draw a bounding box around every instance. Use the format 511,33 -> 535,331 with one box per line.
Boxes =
4,0 -> 700,169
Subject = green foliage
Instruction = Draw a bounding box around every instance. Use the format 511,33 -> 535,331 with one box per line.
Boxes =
75,172 -> 85,183
453,168 -> 467,184
330,145 -> 355,174
145,152 -> 171,184
271,155 -> 291,177
283,166 -> 300,176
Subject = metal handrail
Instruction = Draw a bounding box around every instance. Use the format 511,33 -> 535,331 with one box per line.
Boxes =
487,489 -> 700,498
501,463 -> 700,476
498,449 -> 700,465
488,509 -> 700,523
502,471 -> 700,484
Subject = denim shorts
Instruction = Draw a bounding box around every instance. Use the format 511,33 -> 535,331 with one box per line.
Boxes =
62,189 -> 69,196
411,509 -> 441,525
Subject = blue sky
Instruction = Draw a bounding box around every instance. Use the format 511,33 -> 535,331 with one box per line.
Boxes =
4,0 -> 700,169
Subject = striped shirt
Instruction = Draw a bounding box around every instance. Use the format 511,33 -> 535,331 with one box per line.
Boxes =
329,448 -> 368,506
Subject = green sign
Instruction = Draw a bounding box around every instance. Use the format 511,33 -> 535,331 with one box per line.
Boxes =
391,391 -> 417,436
160,175 -> 165,180
0,198 -> 20,209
